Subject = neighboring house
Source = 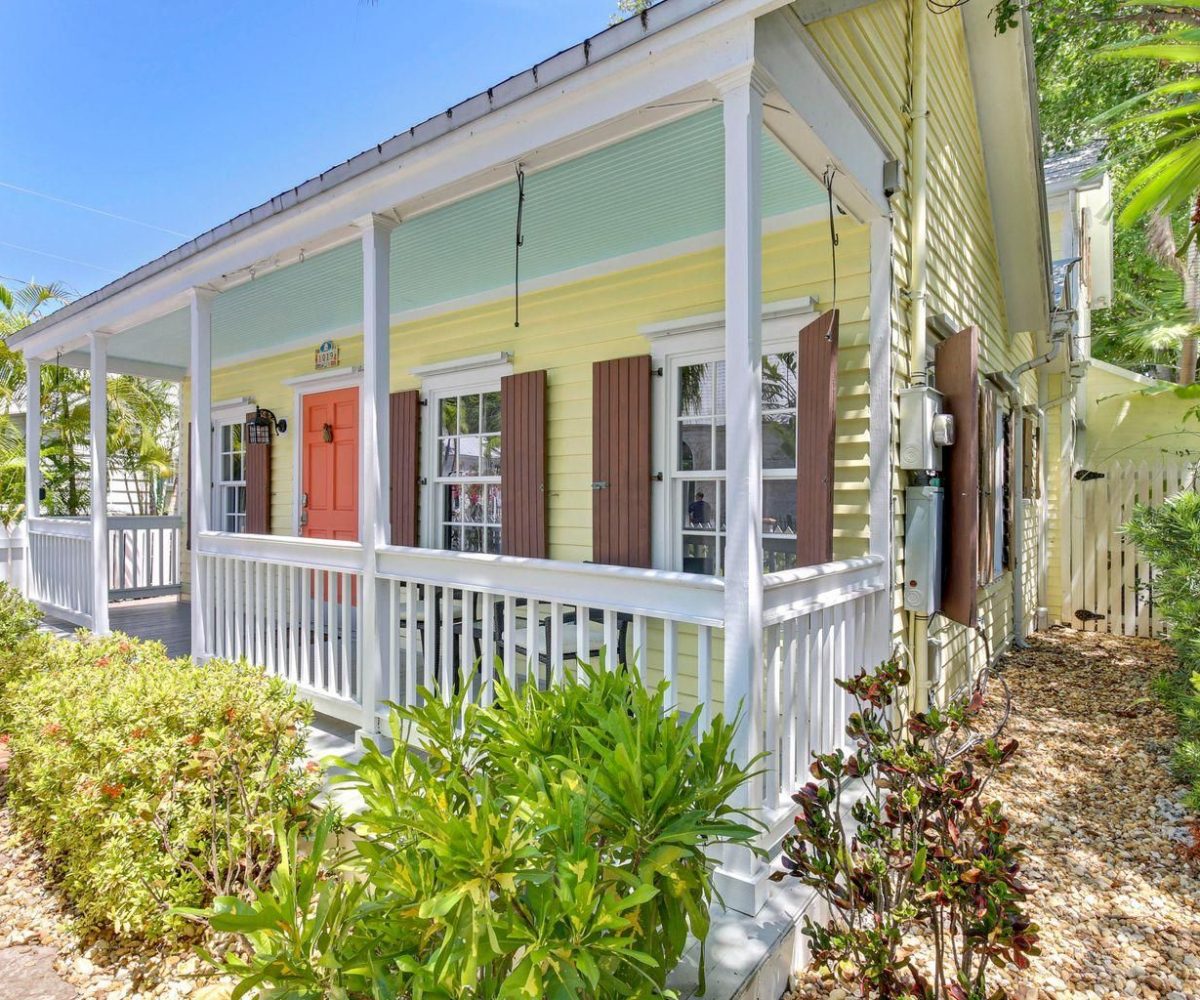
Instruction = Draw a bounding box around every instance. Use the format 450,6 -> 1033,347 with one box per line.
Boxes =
9,0 -> 1051,941
1041,148 -> 1200,637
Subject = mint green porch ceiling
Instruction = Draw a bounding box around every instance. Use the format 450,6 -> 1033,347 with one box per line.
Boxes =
111,109 -> 824,368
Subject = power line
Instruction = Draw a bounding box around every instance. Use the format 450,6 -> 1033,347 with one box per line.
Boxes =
0,240 -> 121,274
0,179 -> 187,237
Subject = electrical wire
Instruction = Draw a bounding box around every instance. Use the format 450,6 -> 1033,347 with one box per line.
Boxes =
822,166 -> 840,310
0,240 -> 121,274
514,163 -> 526,328
0,180 -> 187,237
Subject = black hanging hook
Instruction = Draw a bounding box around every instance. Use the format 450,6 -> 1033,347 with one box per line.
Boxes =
823,165 -> 840,311
514,163 -> 526,328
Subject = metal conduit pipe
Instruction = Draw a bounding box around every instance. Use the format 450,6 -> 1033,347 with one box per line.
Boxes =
907,0 -> 932,709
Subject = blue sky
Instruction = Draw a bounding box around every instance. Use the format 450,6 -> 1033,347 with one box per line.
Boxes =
0,0 -> 616,299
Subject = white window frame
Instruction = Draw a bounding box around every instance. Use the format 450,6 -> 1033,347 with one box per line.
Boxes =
644,297 -> 817,575
210,398 -> 255,534
414,353 -> 512,552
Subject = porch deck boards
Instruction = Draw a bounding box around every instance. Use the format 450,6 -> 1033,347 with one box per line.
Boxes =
42,595 -> 192,659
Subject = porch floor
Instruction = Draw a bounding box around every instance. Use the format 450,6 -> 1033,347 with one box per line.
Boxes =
39,596 -> 361,767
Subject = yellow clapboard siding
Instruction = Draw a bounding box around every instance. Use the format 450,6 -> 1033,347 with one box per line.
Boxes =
181,216 -> 874,588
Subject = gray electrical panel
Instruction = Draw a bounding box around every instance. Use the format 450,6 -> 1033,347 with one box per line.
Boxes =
904,485 -> 944,615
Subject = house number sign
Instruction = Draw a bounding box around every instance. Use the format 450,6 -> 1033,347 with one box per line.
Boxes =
315,339 -> 340,370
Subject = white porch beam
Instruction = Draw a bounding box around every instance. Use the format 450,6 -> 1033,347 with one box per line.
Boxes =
24,357 -> 41,521
357,213 -> 396,736
755,6 -> 892,221
57,351 -> 186,382
89,333 -> 110,634
189,289 -> 215,659
718,66 -> 767,910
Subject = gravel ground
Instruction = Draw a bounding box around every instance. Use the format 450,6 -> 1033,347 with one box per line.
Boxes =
0,745 -> 236,1000
790,627 -> 1200,1000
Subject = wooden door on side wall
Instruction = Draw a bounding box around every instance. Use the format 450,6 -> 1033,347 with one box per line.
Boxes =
302,387 -> 359,541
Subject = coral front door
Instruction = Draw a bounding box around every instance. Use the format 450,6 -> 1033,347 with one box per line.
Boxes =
301,387 -> 359,541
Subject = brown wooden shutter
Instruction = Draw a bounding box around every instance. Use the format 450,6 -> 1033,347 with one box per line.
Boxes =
935,326 -> 980,627
245,431 -> 271,535
1022,414 -> 1037,500
978,386 -> 997,585
592,356 -> 652,567
389,390 -> 421,547
796,309 -> 840,567
501,370 -> 547,558
185,421 -> 192,551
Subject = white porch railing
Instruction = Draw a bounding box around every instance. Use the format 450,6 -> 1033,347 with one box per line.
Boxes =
374,545 -> 726,727
27,517 -> 94,627
756,555 -> 890,851
109,515 -> 183,600
195,533 -> 365,725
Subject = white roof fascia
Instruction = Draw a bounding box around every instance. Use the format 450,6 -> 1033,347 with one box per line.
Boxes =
755,6 -> 893,220
962,4 -> 1053,340
14,0 -> 793,361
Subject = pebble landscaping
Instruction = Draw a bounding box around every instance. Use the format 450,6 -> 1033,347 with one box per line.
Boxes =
788,627 -> 1200,1000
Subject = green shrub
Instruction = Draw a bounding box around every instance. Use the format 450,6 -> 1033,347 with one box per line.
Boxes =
0,581 -> 40,649
774,660 -> 1037,1000
2,628 -> 321,939
205,664 -> 758,999
1127,492 -> 1200,811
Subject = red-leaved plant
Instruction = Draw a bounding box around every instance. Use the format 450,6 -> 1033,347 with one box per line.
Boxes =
772,659 -> 1038,1000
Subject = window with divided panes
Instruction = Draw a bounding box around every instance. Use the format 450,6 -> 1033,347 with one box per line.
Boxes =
673,351 -> 799,575
216,420 -> 247,533
435,390 -> 502,553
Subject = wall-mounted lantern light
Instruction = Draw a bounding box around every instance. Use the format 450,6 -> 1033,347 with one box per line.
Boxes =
247,407 -> 286,444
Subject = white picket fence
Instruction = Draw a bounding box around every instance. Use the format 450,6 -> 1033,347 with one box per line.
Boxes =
1068,458 -> 1196,637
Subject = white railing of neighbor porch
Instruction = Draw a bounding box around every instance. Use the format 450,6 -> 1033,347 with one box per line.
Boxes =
195,533 -> 365,725
27,517 -> 93,627
374,545 -> 726,727
757,555 -> 890,850
108,515 -> 183,600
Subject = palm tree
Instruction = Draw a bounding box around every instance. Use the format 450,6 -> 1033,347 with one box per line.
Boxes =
0,280 -> 180,524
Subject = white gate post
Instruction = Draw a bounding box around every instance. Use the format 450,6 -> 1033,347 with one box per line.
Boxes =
717,65 -> 767,913
24,356 -> 42,598
89,333 -> 110,634
357,213 -> 396,739
189,288 -> 215,659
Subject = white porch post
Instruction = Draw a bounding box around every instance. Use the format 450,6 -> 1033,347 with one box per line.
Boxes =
358,213 -> 395,737
718,67 -> 766,903
89,333 -> 110,634
189,289 -> 215,659
24,356 -> 41,598
868,217 -> 895,665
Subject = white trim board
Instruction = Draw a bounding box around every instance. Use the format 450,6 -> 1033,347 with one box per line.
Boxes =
289,370 -> 364,535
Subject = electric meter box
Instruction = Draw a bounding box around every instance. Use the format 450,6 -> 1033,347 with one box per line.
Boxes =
904,485 -> 944,615
899,385 -> 945,471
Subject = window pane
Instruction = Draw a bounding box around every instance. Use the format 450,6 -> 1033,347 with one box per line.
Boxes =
461,486 -> 484,524
439,438 -> 458,477
714,418 -> 726,471
762,352 -> 798,409
462,526 -> 483,553
683,480 -> 718,530
678,419 -> 712,472
763,480 -> 796,537
486,527 -> 501,554
440,397 -> 458,436
486,485 -> 502,526
679,362 -> 717,417
483,392 -> 501,433
762,413 -> 796,469
444,525 -> 462,551
764,539 -> 798,573
458,436 -> 480,476
444,484 -> 464,523
481,435 -> 501,476
459,394 -> 481,435
682,534 -> 718,576
230,451 -> 243,483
